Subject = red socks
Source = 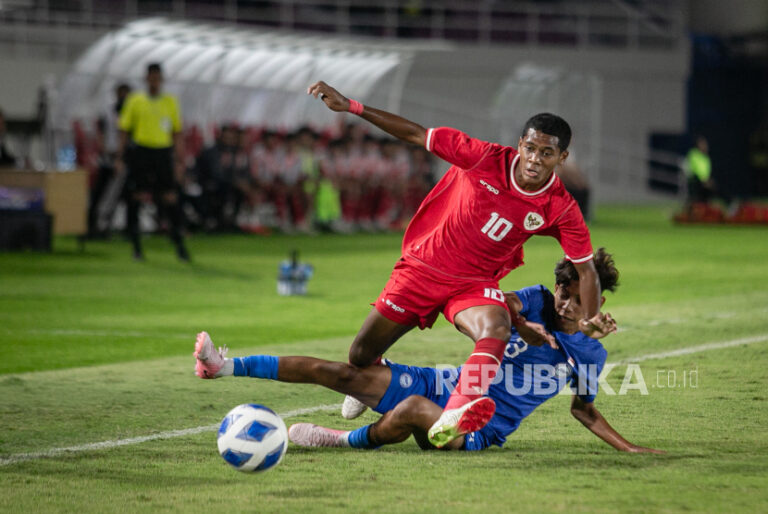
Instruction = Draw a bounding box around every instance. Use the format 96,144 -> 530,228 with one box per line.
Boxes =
444,338 -> 506,410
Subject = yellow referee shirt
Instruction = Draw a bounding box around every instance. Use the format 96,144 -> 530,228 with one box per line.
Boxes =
119,92 -> 182,149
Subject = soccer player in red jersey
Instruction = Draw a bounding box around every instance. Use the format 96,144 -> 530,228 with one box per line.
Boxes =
306,81 -> 615,447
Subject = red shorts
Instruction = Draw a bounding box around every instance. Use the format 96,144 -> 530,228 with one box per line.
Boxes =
374,258 -> 510,329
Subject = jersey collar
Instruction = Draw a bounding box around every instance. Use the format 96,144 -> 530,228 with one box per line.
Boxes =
509,154 -> 557,196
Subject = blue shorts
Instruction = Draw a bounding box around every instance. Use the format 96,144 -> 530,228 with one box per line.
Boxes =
373,362 -> 457,414
374,362 -> 503,451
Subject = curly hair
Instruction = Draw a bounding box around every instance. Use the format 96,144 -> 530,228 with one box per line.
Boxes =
553,247 -> 619,293
522,113 -> 572,152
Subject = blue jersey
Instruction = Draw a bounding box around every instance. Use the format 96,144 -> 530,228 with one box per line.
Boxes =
376,285 -> 608,450
467,285 -> 608,449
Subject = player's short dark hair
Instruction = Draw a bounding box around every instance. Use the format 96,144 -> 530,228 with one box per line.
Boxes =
522,113 -> 572,152
554,247 -> 619,293
147,63 -> 162,75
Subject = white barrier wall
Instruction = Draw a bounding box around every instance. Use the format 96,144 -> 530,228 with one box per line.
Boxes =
0,21 -> 689,203
395,43 -> 690,203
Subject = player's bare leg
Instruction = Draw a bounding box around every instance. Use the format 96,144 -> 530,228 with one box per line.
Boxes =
348,308 -> 414,367
290,395 -> 465,450
193,331 -> 390,407
427,305 -> 511,447
275,355 -> 391,408
341,309 -> 414,418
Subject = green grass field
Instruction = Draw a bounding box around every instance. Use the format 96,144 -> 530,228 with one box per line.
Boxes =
2,205 -> 767,513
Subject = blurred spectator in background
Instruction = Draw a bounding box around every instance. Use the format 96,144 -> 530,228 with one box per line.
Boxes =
341,124 -> 367,230
296,126 -> 341,231
402,146 -> 434,225
74,116 -> 437,234
683,135 -> 734,218
749,121 -> 768,195
87,83 -> 131,238
117,63 -> 189,261
358,135 -> 384,230
192,123 -> 248,231
377,138 -> 409,229
0,108 -> 17,167
277,134 -> 309,231
684,135 -> 714,206
556,151 -> 591,221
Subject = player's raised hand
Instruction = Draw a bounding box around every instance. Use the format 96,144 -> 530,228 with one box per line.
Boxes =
516,320 -> 558,349
307,81 -> 349,112
578,312 -> 617,339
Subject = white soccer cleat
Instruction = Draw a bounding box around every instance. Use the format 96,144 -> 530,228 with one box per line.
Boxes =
193,331 -> 228,379
288,423 -> 348,448
341,395 -> 368,419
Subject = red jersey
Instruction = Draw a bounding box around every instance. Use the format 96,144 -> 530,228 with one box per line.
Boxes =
402,127 -> 593,281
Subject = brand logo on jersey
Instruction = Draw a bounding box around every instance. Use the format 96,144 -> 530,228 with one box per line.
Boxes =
555,362 -> 572,378
479,180 -> 499,195
399,373 -> 413,388
385,298 -> 405,313
523,212 -> 544,231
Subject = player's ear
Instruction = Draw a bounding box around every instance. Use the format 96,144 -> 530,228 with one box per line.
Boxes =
600,296 -> 606,308
558,149 -> 569,165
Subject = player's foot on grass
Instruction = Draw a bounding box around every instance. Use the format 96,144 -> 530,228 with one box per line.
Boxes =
194,331 -> 229,379
427,397 -> 496,448
341,395 -> 368,419
288,423 -> 348,448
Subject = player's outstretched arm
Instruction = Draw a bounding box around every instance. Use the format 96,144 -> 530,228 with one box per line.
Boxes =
574,260 -> 601,320
574,260 -> 617,339
503,291 -> 557,349
570,395 -> 665,454
308,81 -> 427,147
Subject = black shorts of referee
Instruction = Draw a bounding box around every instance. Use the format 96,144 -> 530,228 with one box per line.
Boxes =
124,146 -> 177,194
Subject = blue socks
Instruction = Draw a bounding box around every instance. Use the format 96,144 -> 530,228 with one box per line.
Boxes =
346,425 -> 377,449
233,355 -> 279,380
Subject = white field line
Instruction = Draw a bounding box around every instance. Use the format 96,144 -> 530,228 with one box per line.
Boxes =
2,333 -> 767,467
11,329 -> 190,339
611,334 -> 768,364
0,404 -> 341,467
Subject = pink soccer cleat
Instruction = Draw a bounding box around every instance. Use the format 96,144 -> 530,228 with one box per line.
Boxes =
288,423 -> 349,448
193,331 -> 228,379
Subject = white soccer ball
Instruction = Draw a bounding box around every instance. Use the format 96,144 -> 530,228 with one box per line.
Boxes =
217,403 -> 288,473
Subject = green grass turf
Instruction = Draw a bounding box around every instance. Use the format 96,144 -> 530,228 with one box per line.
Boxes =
1,205 -> 767,512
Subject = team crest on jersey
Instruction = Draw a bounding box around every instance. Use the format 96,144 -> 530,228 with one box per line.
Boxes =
399,373 -> 413,388
523,212 -> 544,231
555,362 -> 571,379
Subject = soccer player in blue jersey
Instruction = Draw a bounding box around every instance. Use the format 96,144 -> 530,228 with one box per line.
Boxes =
194,249 -> 662,453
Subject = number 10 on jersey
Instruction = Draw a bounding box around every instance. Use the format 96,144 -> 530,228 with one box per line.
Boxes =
481,212 -> 513,241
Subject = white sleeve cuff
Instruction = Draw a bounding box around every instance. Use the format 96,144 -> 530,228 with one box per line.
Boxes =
425,128 -> 435,152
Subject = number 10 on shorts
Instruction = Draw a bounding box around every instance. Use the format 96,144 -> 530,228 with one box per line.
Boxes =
484,288 -> 504,302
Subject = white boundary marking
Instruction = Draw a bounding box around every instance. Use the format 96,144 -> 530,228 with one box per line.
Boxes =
2,333 -> 767,467
9,329 -> 190,339
611,334 -> 768,364
0,404 -> 341,467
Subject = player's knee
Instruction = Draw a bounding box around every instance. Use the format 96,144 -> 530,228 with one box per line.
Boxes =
488,325 -> 511,342
334,363 -> 360,384
391,395 -> 430,423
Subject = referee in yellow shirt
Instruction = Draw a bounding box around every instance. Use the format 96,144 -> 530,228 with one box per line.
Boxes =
116,63 -> 189,261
